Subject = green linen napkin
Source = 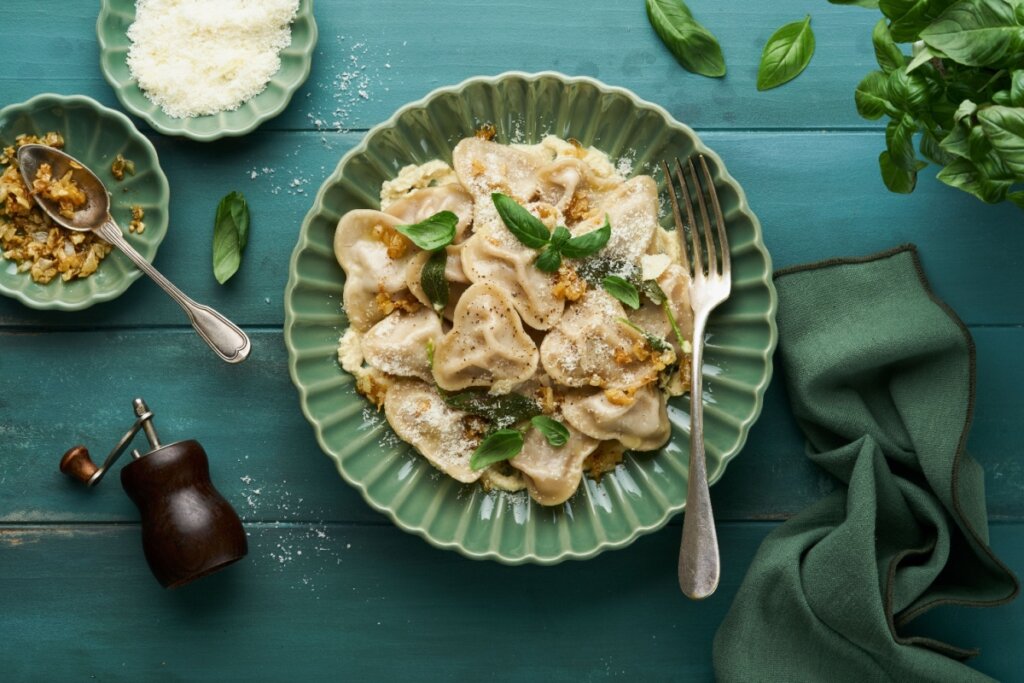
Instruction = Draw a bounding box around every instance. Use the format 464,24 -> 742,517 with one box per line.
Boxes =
713,245 -> 1018,683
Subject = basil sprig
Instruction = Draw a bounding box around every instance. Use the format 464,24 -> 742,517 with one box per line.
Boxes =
443,389 -> 542,428
831,0 -> 1024,209
212,191 -> 250,284
757,16 -> 816,91
645,0 -> 727,78
531,416 -> 570,447
470,429 -> 525,470
601,276 -> 641,310
491,193 -> 611,272
395,211 -> 458,251
396,211 -> 458,315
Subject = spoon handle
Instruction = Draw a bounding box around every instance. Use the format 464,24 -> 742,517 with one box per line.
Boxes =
97,220 -> 251,364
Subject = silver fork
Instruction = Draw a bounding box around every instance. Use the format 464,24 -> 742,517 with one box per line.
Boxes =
662,155 -> 731,600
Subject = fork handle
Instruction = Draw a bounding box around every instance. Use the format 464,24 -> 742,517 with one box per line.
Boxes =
678,313 -> 720,599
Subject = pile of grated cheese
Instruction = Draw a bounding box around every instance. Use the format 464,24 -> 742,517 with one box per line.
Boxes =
126,0 -> 300,119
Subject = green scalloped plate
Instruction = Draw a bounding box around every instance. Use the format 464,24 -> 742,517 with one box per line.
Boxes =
97,0 -> 317,141
284,72 -> 778,564
0,93 -> 169,311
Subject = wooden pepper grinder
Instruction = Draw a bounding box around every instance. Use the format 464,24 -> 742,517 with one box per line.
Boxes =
59,398 -> 248,588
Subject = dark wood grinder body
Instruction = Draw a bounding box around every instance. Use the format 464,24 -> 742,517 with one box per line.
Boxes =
120,440 -> 247,588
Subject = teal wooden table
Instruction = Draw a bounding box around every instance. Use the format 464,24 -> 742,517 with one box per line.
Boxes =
2,1 -> 1022,680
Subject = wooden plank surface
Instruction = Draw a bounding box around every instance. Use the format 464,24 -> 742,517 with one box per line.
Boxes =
2,522 -> 1021,682
2,0 -> 1022,681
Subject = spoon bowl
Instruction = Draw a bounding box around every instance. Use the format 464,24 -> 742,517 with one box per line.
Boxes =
17,144 -> 112,231
16,144 -> 251,364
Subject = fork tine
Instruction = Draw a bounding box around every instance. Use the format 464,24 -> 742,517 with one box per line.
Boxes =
661,161 -> 691,275
699,155 -> 729,279
688,156 -> 716,277
674,158 -> 702,276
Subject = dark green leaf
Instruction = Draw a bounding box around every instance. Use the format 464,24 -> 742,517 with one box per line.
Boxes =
954,98 -> 979,124
470,429 -> 524,470
550,225 -> 572,249
641,279 -> 667,305
560,217 -> 612,258
530,416 -> 570,448
905,45 -> 937,72
937,156 -> 1012,202
855,71 -> 897,120
994,90 -> 1013,105
886,117 -> 927,171
421,249 -> 449,315
757,16 -> 816,91
969,124 -> 994,161
879,150 -> 918,193
920,127 -> 958,164
442,390 -> 542,428
920,0 -> 1024,67
395,210 -> 457,252
212,191 -> 250,284
941,120 -> 972,157
645,0 -> 727,78
886,68 -> 932,114
881,0 -> 956,43
616,318 -> 673,353
535,247 -> 563,272
1011,71 -> 1024,106
872,19 -> 905,73
602,276 -> 641,309
491,193 -> 550,248
977,104 -> 1024,175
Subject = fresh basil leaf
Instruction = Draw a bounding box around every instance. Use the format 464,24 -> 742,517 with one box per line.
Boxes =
530,416 -> 570,448
879,150 -> 918,193
395,210 -> 457,252
920,127 -> 959,165
470,429 -> 524,470
976,105 -> 1024,175
757,16 -> 815,91
491,193 -> 551,248
1011,71 -> 1024,106
920,0 -> 1024,67
873,19 -> 906,73
906,45 -> 936,73
994,90 -> 1013,106
882,0 -> 957,43
535,247 -> 563,272
968,124 -> 994,162
855,71 -> 897,120
560,217 -> 612,258
616,318 -> 673,353
886,68 -> 932,114
550,225 -> 571,249
954,98 -> 979,124
602,276 -> 641,310
937,156 -> 1012,202
212,191 -> 250,284
421,249 -> 449,315
887,116 -> 927,171
645,0 -> 727,78
443,390 -> 542,428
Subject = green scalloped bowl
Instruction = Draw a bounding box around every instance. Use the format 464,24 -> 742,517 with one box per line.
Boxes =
284,72 -> 778,564
0,93 -> 169,311
97,0 -> 317,141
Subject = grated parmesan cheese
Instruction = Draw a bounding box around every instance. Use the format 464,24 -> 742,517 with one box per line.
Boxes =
126,0 -> 300,119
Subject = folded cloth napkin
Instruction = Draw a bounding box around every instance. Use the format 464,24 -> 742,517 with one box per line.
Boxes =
713,245 -> 1018,683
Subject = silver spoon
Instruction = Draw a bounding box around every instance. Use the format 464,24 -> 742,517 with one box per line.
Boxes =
17,144 -> 250,364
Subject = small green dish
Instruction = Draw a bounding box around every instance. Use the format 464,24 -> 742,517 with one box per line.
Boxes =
97,0 -> 318,141
0,93 -> 169,311
284,72 -> 778,564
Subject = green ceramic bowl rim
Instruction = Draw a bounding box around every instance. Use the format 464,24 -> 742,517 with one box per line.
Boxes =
284,71 -> 779,564
0,92 -> 170,311
95,0 -> 318,141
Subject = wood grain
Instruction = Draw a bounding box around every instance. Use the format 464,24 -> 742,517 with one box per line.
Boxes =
1,522 -> 1020,681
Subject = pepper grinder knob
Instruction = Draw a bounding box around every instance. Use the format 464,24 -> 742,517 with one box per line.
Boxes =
60,445 -> 99,485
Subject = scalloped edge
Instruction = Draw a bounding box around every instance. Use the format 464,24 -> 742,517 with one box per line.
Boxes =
0,93 -> 170,312
96,0 -> 318,141
284,71 -> 779,564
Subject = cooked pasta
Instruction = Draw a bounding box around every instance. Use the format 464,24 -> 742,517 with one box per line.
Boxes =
335,134 -> 693,506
